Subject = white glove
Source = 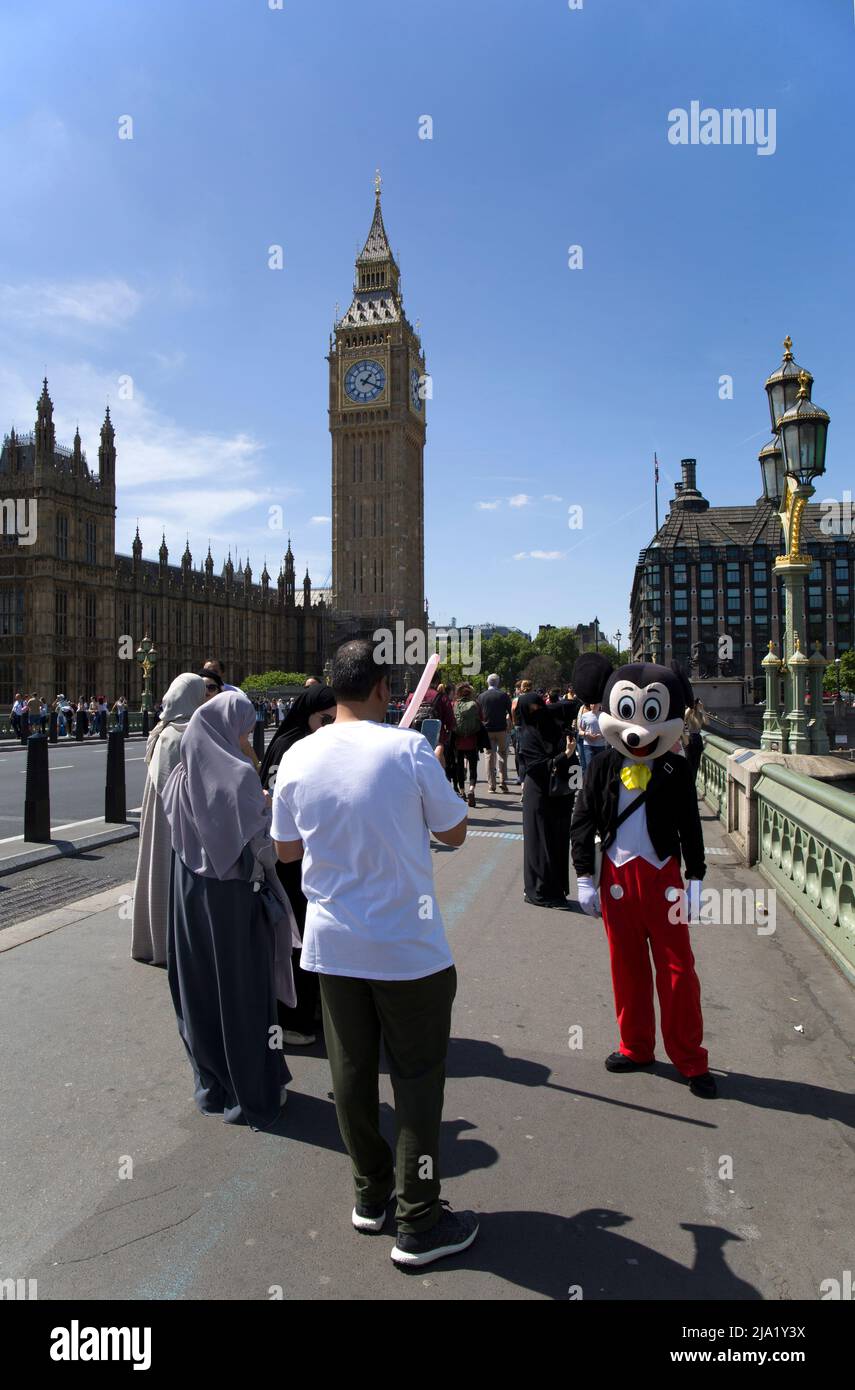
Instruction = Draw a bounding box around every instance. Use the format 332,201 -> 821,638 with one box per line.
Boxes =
686,878 -> 702,924
577,876 -> 601,917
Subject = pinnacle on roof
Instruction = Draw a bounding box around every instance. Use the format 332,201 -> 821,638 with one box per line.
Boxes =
356,169 -> 397,267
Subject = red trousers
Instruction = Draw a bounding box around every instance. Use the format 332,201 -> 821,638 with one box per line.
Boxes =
600,854 -> 708,1078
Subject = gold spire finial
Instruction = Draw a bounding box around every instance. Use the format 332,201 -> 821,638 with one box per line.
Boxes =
797,368 -> 810,399
794,633 -> 802,652
374,167 -> 382,199
783,334 -> 793,358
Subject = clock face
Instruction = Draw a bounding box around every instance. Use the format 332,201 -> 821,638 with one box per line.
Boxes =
410,367 -> 423,412
344,358 -> 386,403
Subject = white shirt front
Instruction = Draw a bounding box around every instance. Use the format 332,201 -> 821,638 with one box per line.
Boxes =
606,766 -> 670,871
271,720 -> 466,981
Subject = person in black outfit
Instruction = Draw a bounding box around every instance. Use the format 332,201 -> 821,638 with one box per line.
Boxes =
259,684 -> 337,1045
517,693 -> 575,909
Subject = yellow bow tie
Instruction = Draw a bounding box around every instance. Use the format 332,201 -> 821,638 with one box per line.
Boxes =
620,764 -> 652,792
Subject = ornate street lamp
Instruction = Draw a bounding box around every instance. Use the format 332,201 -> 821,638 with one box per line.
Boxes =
758,437 -> 786,509
135,635 -> 157,714
764,335 -> 813,432
763,350 -> 831,757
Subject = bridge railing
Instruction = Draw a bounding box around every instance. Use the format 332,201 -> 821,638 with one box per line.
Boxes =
699,731 -> 855,984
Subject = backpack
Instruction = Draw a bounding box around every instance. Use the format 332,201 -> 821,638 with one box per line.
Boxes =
411,691 -> 437,726
454,699 -> 481,737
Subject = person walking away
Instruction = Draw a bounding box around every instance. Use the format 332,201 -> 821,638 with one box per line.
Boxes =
132,674 -> 207,966
39,697 -> 48,733
10,693 -> 23,738
517,693 -> 573,909
88,696 -> 98,737
452,682 -> 483,808
511,679 -> 532,787
271,639 -> 477,1267
161,691 -> 297,1128
578,702 -> 607,775
477,674 -> 512,793
259,684 -> 337,1045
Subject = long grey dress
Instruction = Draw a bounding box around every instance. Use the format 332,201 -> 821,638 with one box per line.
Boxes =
167,843 -> 291,1128
132,679 -> 206,965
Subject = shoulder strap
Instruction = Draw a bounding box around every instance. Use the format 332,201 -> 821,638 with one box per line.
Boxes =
614,789 -> 648,830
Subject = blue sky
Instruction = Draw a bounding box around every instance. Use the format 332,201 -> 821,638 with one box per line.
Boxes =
1,0 -> 853,641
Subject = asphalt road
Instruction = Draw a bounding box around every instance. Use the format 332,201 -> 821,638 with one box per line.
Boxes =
0,788 -> 852,1301
0,738 -> 149,842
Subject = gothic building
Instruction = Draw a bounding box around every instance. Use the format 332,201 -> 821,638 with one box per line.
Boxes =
0,379 -> 324,704
0,180 -> 428,705
328,174 -> 427,662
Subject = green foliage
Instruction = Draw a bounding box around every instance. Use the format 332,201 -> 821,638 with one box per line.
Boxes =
478,632 -> 536,689
241,670 -> 309,694
823,650 -> 855,694
521,654 -> 562,690
532,626 -> 579,681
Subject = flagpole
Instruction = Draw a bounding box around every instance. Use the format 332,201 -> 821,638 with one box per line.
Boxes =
654,452 -> 660,534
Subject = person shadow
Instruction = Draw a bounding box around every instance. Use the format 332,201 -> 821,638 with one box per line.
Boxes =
263,1091 -> 498,1177
393,1206 -> 761,1300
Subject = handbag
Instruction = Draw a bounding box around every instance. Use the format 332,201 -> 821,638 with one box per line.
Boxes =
548,756 -> 573,798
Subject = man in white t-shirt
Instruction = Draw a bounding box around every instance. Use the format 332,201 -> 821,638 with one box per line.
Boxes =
272,639 -> 478,1269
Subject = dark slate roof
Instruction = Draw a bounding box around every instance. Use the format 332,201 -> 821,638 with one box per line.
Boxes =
340,291 -> 401,327
639,500 -> 854,564
357,199 -> 396,264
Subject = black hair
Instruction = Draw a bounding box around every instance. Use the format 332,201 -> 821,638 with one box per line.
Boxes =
204,659 -> 225,676
548,687 -> 561,703
199,668 -> 223,690
331,639 -> 390,701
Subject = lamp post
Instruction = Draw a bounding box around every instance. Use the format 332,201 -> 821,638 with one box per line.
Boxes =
135,635 -> 157,715
615,628 -> 622,660
761,340 -> 831,755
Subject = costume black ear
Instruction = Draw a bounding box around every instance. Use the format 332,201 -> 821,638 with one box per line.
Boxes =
671,660 -> 695,712
572,653 -> 613,704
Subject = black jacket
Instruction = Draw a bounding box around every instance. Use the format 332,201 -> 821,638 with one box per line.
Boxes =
570,747 -> 706,880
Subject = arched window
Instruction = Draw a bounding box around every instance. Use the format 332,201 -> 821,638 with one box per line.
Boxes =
56,512 -> 69,561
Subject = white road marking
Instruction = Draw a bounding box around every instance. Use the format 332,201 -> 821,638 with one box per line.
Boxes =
18,765 -> 74,773
0,806 -> 142,845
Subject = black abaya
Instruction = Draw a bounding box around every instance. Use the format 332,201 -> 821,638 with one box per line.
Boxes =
167,849 -> 290,1128
516,693 -> 573,905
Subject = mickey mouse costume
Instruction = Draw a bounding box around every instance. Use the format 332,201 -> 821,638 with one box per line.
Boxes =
570,653 -> 716,1099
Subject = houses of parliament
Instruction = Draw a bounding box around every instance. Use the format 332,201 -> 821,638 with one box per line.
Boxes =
0,180 -> 427,705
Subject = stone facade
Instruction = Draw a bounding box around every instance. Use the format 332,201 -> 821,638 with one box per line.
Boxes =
0,380 -> 324,705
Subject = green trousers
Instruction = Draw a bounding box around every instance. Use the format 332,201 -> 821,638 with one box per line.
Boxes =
319,965 -> 457,1234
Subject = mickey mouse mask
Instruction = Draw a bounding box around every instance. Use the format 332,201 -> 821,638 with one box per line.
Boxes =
572,653 -> 694,763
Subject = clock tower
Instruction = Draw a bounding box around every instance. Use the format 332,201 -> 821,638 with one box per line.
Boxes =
329,173 -> 427,677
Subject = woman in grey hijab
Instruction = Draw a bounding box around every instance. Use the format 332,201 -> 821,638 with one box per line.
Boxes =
132,673 -> 207,966
162,690 -> 297,1129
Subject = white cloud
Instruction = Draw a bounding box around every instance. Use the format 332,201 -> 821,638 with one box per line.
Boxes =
543,493 -> 563,501
0,279 -> 142,330
514,550 -> 563,561
476,499 -> 501,510
508,493 -> 531,508
151,349 -> 186,371
310,515 -> 331,524
0,359 -> 302,566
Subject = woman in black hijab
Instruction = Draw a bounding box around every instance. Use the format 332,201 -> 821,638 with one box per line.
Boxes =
260,685 -> 337,1044
516,692 -> 574,909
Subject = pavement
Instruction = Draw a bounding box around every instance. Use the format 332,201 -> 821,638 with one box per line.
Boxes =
0,783 -> 852,1301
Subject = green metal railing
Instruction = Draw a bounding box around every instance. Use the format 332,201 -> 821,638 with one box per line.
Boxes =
754,762 -> 855,982
698,733 -> 736,824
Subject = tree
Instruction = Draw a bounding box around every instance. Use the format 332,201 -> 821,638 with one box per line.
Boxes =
531,626 -> 579,682
241,670 -> 310,694
479,632 -> 535,689
823,650 -> 855,695
521,654 -> 562,690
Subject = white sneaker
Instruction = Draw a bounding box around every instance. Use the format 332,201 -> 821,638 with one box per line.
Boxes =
282,1030 -> 316,1046
279,1085 -> 288,1106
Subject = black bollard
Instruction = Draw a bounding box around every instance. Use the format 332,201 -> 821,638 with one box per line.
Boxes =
49,710 -> 58,744
99,711 -> 107,739
142,708 -> 150,738
19,714 -> 29,746
75,713 -> 84,742
24,733 -> 50,843
253,715 -> 264,760
105,728 -> 126,824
